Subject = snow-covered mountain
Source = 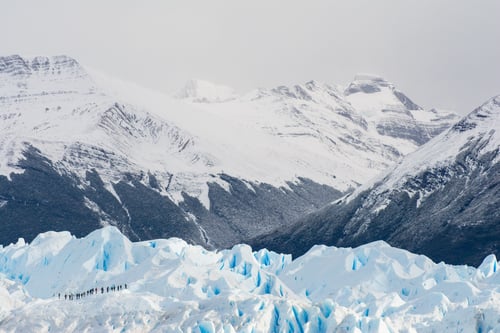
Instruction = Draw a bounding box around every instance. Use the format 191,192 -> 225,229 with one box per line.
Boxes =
0,55 -> 459,248
255,95 -> 500,266
345,74 -> 458,143
174,79 -> 237,103
2,227 -> 500,332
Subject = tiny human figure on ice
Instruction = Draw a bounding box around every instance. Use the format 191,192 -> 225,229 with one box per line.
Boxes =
59,283 -> 129,300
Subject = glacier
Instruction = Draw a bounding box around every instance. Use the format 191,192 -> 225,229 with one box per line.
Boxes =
1,227 -> 500,332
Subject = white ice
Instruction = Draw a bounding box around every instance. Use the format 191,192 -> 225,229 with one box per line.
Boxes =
1,227 -> 499,332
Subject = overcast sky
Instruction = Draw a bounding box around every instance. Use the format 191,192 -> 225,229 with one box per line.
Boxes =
2,1 -> 499,114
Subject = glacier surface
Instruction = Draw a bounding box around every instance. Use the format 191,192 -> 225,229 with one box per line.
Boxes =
1,227 -> 500,332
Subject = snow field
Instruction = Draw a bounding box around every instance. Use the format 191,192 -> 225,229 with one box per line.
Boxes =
343,94 -> 500,207
1,55 -> 458,212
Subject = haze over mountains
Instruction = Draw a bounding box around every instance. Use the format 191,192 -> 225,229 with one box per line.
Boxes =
0,54 -> 459,249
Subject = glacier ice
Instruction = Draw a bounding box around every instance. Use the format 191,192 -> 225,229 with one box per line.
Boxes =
1,227 -> 500,332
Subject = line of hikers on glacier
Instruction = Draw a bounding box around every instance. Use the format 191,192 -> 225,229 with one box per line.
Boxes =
58,283 -> 128,300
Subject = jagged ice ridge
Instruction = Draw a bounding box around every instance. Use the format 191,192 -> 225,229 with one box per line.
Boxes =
1,227 -> 500,332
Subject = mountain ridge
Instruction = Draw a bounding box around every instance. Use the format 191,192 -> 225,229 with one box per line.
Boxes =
253,95 -> 500,266
0,54 -> 459,249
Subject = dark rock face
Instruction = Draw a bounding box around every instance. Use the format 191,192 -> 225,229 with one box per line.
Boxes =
252,141 -> 500,266
393,90 -> 421,111
0,147 -> 102,245
0,55 -> 30,76
0,54 -> 83,78
0,147 -> 342,248
185,174 -> 341,248
375,109 -> 430,145
344,76 -> 390,95
112,178 -> 205,244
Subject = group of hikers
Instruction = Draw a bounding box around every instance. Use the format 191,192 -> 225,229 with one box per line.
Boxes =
58,283 -> 128,300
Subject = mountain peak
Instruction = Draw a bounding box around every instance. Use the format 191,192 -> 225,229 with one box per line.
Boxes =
452,95 -> 500,133
345,74 -> 422,111
0,55 -> 30,76
0,54 -> 82,77
175,79 -> 237,103
0,54 -> 93,97
353,73 -> 389,83
468,94 -> 499,120
253,80 -> 343,103
345,73 -> 391,95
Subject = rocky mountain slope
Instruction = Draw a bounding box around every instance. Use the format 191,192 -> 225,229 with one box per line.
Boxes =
0,55 -> 458,248
254,96 -> 500,266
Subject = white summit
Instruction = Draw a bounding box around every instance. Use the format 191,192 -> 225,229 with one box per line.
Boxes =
175,79 -> 237,103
